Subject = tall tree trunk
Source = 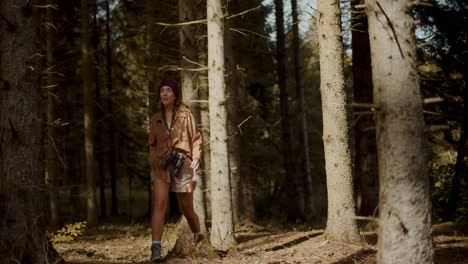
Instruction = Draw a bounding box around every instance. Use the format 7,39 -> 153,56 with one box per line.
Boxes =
291,0 -> 316,218
105,0 -> 118,217
46,0 -> 59,227
0,1 -> 62,262
93,0 -> 107,218
317,0 -> 361,242
198,64 -> 211,225
274,0 -> 301,221
351,0 -> 378,217
81,0 -> 97,224
366,1 -> 434,263
145,0 -> 159,217
67,66 -> 80,221
207,0 -> 236,251
178,0 -> 207,232
224,4 -> 242,226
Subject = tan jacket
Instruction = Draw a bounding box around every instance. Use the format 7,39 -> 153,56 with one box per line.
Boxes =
148,105 -> 202,183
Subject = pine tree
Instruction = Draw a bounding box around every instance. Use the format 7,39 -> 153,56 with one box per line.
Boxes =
207,0 -> 236,251
366,0 -> 434,262
317,0 -> 361,242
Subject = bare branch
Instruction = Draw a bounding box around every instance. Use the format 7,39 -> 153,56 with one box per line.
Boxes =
348,102 -> 379,109
182,56 -> 206,68
423,97 -> 444,104
226,5 -> 261,20
155,19 -> 207,27
417,42 -> 432,48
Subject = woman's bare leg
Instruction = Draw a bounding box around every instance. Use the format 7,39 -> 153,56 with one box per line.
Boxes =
151,178 -> 170,241
176,192 -> 200,234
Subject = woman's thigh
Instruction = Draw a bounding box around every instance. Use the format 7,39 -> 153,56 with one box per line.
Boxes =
176,192 -> 194,212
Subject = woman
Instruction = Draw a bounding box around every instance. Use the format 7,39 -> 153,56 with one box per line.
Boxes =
148,80 -> 203,262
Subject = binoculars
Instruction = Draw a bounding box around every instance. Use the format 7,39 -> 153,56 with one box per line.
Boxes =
160,151 -> 184,178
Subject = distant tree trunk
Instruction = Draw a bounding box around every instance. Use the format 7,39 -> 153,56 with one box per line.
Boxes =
196,0 -> 211,225
366,0 -> 434,263
0,1 -> 62,262
446,74 -> 467,221
351,0 -> 378,217
275,0 -> 301,221
46,0 -> 59,227
224,5 -> 242,226
93,0 -> 107,218
317,0 -> 361,242
145,0 -> 159,217
81,0 -> 97,224
105,0 -> 118,217
198,63 -> 211,226
291,0 -> 316,218
207,0 -> 236,251
67,69 -> 80,221
178,0 -> 207,231
179,0 -> 198,110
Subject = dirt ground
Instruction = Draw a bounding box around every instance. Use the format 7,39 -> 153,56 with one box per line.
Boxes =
54,222 -> 468,264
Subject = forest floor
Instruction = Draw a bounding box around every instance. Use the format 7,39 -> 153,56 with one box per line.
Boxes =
54,220 -> 468,264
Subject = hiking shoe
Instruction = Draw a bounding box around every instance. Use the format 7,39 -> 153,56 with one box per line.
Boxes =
194,233 -> 204,245
150,243 -> 163,262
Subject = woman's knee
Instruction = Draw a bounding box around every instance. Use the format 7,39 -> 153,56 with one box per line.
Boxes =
153,199 -> 168,212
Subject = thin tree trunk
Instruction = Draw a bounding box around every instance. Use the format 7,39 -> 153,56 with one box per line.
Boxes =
46,0 -> 59,227
196,0 -> 211,228
351,0 -> 378,217
291,0 -> 316,218
198,50 -> 211,225
178,0 -> 207,232
93,0 -> 107,218
81,0 -> 97,224
145,0 -> 159,217
207,0 -> 236,251
317,0 -> 361,242
0,1 -> 62,262
67,68 -> 80,221
274,0 -> 301,221
105,0 -> 119,217
224,5 -> 242,226
366,0 -> 434,263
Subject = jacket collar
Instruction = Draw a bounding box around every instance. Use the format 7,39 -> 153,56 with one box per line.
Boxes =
155,105 -> 188,122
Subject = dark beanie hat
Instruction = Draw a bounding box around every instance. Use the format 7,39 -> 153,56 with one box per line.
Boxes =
159,80 -> 180,100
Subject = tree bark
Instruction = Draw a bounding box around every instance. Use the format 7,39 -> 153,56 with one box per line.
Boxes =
207,0 -> 236,251
81,0 -> 97,224
46,0 -> 59,227
0,1 -> 62,262
274,0 -> 301,222
351,0 -> 378,217
224,3 -> 242,226
179,0 -> 198,110
177,0 -> 207,233
291,0 -> 316,219
366,0 -> 434,263
317,0 -> 361,242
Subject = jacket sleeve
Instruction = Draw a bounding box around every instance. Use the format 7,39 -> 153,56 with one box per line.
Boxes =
188,111 -> 202,160
148,116 -> 157,147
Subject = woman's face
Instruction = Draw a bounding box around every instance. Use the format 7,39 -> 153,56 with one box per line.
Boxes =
160,85 -> 176,106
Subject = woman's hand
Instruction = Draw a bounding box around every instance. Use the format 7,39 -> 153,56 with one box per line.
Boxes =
190,158 -> 201,171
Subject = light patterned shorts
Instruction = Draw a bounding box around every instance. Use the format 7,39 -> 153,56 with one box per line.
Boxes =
151,159 -> 198,193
